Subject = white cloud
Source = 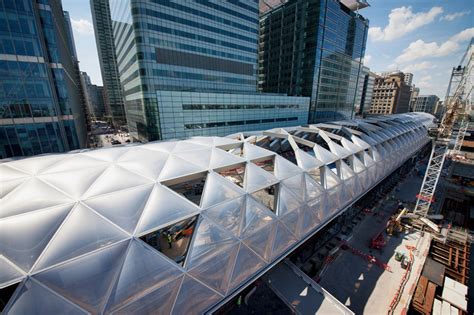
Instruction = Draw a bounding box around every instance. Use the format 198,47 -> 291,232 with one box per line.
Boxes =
395,27 -> 474,63
401,61 -> 436,73
364,54 -> 372,65
368,6 -> 443,41
417,75 -> 432,89
450,27 -> 474,42
387,63 -> 398,70
440,10 -> 471,21
71,18 -> 94,35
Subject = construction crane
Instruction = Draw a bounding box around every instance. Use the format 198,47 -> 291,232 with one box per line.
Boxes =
413,43 -> 473,219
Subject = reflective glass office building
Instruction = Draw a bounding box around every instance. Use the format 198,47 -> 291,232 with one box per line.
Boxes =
0,0 -> 87,159
90,0 -> 127,128
157,91 -> 309,139
258,0 -> 369,123
108,0 -> 309,142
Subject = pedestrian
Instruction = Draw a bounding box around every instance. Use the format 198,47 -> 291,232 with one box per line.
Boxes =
167,232 -> 172,249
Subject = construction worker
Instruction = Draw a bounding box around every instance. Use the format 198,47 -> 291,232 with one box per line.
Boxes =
167,232 -> 172,249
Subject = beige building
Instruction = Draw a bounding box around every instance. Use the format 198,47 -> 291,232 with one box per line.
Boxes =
369,71 -> 412,115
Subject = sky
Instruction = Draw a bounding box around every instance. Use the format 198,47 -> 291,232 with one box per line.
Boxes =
62,0 -> 473,98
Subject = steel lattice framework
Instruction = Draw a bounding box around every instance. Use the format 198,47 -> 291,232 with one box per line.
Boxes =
452,120 -> 469,155
414,42 -> 473,218
413,140 -> 448,216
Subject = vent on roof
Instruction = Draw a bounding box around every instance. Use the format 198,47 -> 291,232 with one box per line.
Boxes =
220,144 -> 244,157
0,282 -> 19,312
163,172 -> 207,206
252,156 -> 275,175
139,215 -> 198,266
251,184 -> 279,213
217,163 -> 245,188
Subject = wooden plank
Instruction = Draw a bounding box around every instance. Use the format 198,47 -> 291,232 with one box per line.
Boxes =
454,248 -> 459,269
449,247 -> 453,267
423,282 -> 437,314
414,276 -> 429,305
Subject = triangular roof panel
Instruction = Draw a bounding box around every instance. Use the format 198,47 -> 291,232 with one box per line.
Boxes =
341,138 -> 363,154
0,255 -> 25,288
280,208 -> 301,239
0,177 -> 28,199
314,145 -> 339,164
105,240 -> 183,312
203,197 -> 245,237
33,204 -> 128,272
243,142 -> 274,160
84,184 -> 154,233
174,148 -> 213,169
281,174 -> 305,201
294,149 -> 319,170
39,165 -> 108,199
300,206 -> 323,236
277,184 -> 301,216
172,141 -> 209,153
242,220 -> 276,262
304,174 -> 324,201
83,165 -> 152,199
0,203 -> 73,272
0,164 -> 29,182
0,178 -> 72,219
116,148 -> 169,180
157,154 -> 207,181
141,141 -> 178,153
327,140 -> 352,158
240,196 -> 277,238
271,222 -> 297,260
229,244 -> 266,291
171,275 -> 222,315
5,279 -> 88,315
324,167 -> 341,189
244,162 -> 278,192
187,216 -> 238,267
40,154 -> 109,174
6,154 -> 68,175
209,148 -> 246,170
34,241 -> 128,314
274,155 -> 303,179
188,241 -> 239,295
200,172 -> 245,209
111,275 -> 182,315
136,185 -> 199,235
351,135 -> 371,150
80,146 -> 130,162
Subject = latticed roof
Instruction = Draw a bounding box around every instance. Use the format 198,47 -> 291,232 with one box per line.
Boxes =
0,113 -> 433,314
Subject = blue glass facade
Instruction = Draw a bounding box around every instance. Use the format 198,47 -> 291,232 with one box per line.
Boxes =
157,91 -> 309,139
259,0 -> 369,123
0,0 -> 86,158
109,0 -> 310,142
91,0 -> 127,128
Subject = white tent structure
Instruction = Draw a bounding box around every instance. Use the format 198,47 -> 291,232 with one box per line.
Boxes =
0,113 -> 434,314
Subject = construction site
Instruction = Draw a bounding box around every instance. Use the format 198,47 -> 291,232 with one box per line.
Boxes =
214,42 -> 474,315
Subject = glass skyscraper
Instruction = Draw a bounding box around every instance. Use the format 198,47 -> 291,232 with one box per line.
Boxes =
90,0 -> 127,128
258,0 -> 369,123
0,0 -> 88,159
108,0 -> 309,142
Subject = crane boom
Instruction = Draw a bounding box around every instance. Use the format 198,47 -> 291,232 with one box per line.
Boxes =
413,45 -> 473,218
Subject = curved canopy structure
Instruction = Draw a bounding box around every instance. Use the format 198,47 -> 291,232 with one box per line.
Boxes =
0,113 -> 433,314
